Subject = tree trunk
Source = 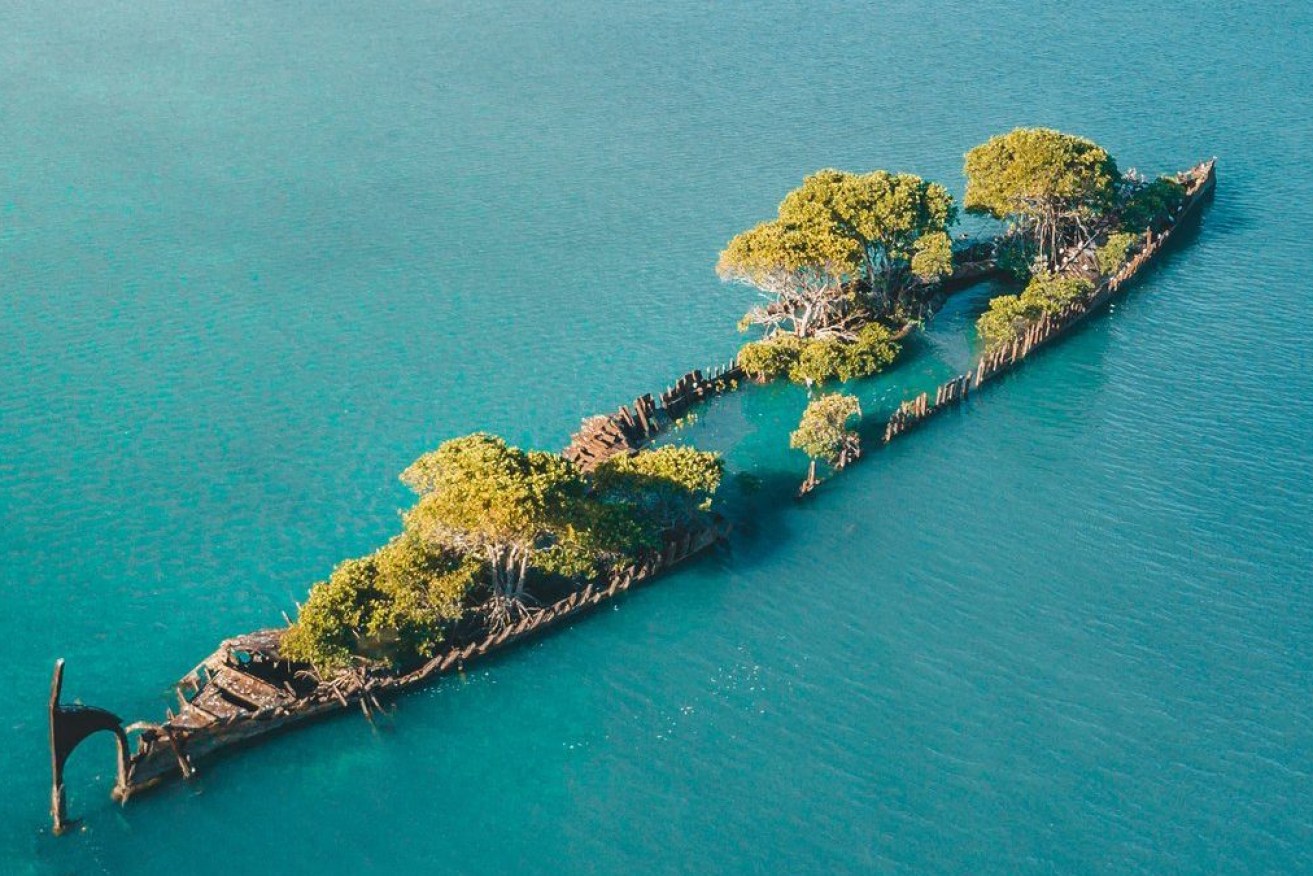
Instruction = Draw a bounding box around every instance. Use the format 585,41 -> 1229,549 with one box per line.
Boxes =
798,459 -> 818,497
486,544 -> 532,626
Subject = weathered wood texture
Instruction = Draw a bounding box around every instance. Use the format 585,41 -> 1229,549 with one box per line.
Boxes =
114,517 -> 729,799
564,360 -> 744,470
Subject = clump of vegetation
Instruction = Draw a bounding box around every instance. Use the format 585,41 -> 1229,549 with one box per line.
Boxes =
964,128 -> 1119,273
976,273 -> 1093,348
789,337 -> 850,385
400,433 -> 587,624
739,324 -> 899,386
1096,231 -> 1139,275
791,393 -> 862,492
910,231 -> 954,283
790,323 -> 899,384
718,168 -> 957,340
1118,176 -> 1186,232
1024,273 -> 1091,314
281,532 -> 482,672
843,323 -> 901,377
975,294 -> 1034,350
993,233 -> 1038,280
595,444 -> 721,507
738,333 -> 807,381
284,436 -> 723,673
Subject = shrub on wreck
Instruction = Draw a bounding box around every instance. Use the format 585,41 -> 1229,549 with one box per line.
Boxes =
791,393 -> 862,466
285,437 -> 724,670
593,445 -> 723,519
1096,232 -> 1139,275
775,169 -> 957,301
791,392 -> 862,491
281,532 -> 482,672
976,273 -> 1093,348
738,333 -> 806,381
964,128 -> 1119,273
401,433 -> 594,623
718,168 -> 957,338
1119,176 -> 1186,232
740,323 -> 899,386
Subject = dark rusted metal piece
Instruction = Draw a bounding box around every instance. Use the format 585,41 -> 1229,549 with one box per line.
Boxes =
48,659 -> 130,834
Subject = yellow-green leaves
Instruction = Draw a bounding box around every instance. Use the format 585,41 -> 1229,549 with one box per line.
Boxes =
717,217 -> 857,289
718,167 -> 957,336
739,333 -> 807,381
780,169 -> 957,292
964,128 -> 1119,271
401,432 -> 584,551
739,323 -> 900,385
964,128 -> 1119,220
1096,232 -> 1139,275
911,231 -> 954,282
975,273 -> 1093,348
280,532 -> 482,672
1118,176 -> 1186,232
287,433 -> 729,672
594,446 -> 724,513
790,393 -> 862,465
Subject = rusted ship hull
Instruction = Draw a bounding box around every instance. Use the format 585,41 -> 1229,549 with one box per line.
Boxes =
49,517 -> 729,825
878,160 -> 1216,445
48,160 -> 1214,832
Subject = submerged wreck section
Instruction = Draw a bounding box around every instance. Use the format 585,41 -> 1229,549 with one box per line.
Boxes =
49,516 -> 728,821
879,160 -> 1215,445
564,361 -> 744,471
563,241 -> 1001,472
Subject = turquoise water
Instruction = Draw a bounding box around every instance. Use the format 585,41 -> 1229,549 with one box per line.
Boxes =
3,0 -> 1312,872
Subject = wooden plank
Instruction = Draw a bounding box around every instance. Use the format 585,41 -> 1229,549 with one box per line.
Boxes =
190,685 -> 246,719
213,669 -> 293,710
168,705 -> 220,730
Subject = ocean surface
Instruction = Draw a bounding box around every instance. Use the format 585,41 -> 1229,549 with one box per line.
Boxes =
2,1 -> 1311,872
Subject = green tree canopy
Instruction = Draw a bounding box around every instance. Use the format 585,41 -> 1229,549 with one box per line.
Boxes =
401,433 -> 585,620
738,323 -> 899,386
1096,231 -> 1139,275
717,216 -> 860,339
910,231 -> 954,282
281,532 -> 482,672
975,273 -> 1093,348
593,445 -> 724,527
718,168 -> 957,337
739,333 -> 807,382
790,393 -> 862,467
1118,175 -> 1186,232
777,170 -> 957,298
964,128 -> 1119,272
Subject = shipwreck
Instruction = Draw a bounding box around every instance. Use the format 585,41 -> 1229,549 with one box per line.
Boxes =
47,159 -> 1214,835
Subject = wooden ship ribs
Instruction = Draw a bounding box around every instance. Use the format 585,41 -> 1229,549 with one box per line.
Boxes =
48,517 -> 729,831
879,160 -> 1215,445
48,160 -> 1213,833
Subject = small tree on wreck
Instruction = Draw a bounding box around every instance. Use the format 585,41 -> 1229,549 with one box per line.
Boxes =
716,215 -> 860,339
790,393 -> 862,495
718,169 -> 958,337
401,433 -> 584,625
964,128 -> 1119,273
777,169 -> 958,304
